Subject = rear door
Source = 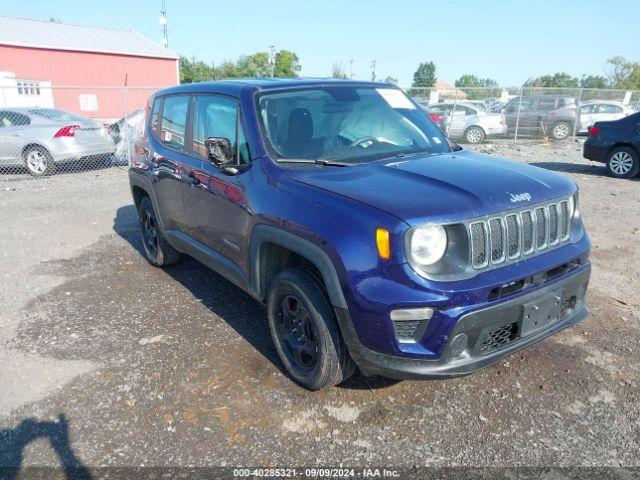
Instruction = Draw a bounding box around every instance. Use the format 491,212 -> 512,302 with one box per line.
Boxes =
145,94 -> 192,231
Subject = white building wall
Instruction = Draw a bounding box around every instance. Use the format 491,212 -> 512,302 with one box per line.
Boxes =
0,71 -> 54,108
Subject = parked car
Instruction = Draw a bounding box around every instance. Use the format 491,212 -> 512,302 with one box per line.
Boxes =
428,102 -> 507,143
577,101 -> 634,134
130,79 -> 591,390
0,108 -> 115,176
501,95 -> 578,140
110,109 -> 145,164
583,111 -> 640,178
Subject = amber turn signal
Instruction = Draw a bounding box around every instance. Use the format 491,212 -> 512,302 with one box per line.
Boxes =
376,227 -> 390,260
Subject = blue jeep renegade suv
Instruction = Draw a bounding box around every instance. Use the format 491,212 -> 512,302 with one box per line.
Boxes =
129,79 -> 591,390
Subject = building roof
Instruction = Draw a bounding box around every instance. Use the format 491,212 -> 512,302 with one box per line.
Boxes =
0,16 -> 179,60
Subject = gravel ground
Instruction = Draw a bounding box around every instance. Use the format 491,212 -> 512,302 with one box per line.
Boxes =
0,142 -> 639,470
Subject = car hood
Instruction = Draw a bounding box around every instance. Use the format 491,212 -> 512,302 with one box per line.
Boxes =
289,150 -> 575,226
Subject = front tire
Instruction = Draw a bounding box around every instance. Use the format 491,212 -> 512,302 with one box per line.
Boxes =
606,146 -> 639,179
550,121 -> 571,141
267,268 -> 355,390
463,126 -> 486,144
23,146 -> 55,176
138,196 -> 181,267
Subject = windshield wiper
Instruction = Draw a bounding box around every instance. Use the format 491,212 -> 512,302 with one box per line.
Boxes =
277,158 -> 353,167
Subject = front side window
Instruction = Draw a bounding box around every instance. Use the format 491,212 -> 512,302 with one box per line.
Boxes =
0,111 -> 31,127
192,95 -> 250,164
159,95 -> 189,150
256,86 -> 449,163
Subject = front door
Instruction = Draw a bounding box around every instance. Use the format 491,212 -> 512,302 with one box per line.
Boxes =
0,111 -> 28,162
183,94 -> 253,271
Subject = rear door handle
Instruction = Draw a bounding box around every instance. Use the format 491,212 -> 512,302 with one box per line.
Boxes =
187,170 -> 200,187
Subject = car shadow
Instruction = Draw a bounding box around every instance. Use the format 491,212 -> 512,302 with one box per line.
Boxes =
112,204 -> 398,391
0,414 -> 91,480
528,160 -> 608,177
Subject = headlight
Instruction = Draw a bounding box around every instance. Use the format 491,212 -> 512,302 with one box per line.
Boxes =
407,225 -> 448,267
570,192 -> 580,219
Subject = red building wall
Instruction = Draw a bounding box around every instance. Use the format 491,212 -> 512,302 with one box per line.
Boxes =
0,44 -> 178,119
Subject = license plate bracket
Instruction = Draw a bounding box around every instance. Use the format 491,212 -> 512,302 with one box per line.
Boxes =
521,289 -> 563,337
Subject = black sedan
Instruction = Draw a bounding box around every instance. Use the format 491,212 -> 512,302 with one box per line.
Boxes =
583,111 -> 640,179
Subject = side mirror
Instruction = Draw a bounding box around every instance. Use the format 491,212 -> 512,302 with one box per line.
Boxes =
205,137 -> 233,164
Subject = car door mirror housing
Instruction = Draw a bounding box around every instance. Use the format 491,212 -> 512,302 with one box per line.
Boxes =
205,137 -> 233,164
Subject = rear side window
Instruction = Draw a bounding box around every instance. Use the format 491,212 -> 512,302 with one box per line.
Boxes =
598,104 -> 622,114
159,95 -> 189,150
149,99 -> 161,137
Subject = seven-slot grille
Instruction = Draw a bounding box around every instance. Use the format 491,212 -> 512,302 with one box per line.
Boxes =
469,200 -> 571,270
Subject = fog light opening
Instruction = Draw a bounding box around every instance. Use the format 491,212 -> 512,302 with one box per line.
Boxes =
450,333 -> 468,357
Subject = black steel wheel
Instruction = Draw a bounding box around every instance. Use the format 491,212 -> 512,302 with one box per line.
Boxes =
267,268 -> 355,390
137,196 -> 181,267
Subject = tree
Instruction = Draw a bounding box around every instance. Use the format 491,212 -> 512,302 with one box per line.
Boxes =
411,61 -> 436,89
207,49 -> 301,80
580,75 -> 608,89
383,76 -> 398,85
606,56 -> 640,89
454,74 -> 500,99
331,62 -> 348,79
274,50 -> 301,77
524,72 -> 579,88
179,56 -> 214,83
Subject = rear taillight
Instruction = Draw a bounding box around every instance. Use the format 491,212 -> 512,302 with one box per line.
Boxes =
429,113 -> 443,123
54,125 -> 80,138
588,126 -> 600,137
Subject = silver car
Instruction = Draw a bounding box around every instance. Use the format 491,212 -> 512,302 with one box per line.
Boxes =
428,102 -> 507,143
578,100 -> 635,133
0,108 -> 115,176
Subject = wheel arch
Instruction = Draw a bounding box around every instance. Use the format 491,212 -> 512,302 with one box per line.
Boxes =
250,225 -> 348,309
607,142 -> 640,159
21,143 -> 51,158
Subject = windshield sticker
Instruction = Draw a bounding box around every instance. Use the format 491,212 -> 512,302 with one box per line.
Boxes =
433,137 -> 442,144
376,89 -> 416,109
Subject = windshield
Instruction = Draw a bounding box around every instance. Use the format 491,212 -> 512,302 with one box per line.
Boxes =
256,86 -> 450,163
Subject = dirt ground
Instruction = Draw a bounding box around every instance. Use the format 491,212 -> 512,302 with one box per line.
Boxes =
0,141 -> 639,470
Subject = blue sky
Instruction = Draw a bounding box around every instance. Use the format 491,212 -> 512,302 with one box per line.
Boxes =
1,0 -> 638,86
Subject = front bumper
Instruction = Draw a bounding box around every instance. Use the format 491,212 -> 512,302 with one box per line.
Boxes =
338,263 -> 590,379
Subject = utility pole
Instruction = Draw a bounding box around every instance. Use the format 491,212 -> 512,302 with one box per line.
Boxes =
371,60 -> 377,82
269,45 -> 276,77
349,59 -> 354,80
159,0 -> 168,48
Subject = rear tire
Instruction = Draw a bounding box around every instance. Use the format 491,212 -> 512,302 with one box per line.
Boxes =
138,196 -> 181,267
463,126 -> 486,144
23,146 -> 55,176
606,146 -> 639,179
550,121 -> 571,141
267,268 -> 355,390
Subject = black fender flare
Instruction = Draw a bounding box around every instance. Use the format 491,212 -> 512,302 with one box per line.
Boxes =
249,224 -> 348,309
128,172 -> 169,231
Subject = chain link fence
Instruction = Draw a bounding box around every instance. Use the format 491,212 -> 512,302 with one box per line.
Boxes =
404,86 -> 640,145
1,83 -> 640,181
0,85 -> 158,180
